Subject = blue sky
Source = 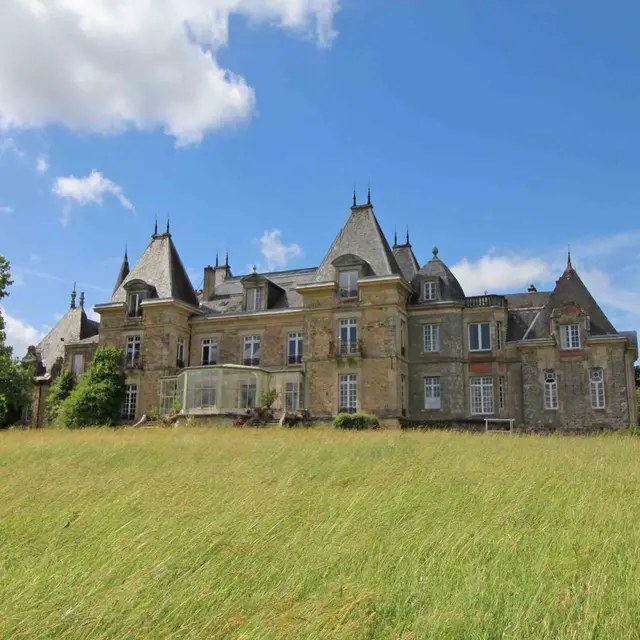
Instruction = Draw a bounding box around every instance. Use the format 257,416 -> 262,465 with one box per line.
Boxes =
2,0 -> 640,356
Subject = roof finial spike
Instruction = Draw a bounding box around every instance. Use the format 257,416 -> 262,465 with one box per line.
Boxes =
124,245 -> 128,261
154,216 -> 158,236
215,251 -> 219,268
70,282 -> 77,309
394,226 -> 397,247
166,217 -> 170,234
252,264 -> 257,273
367,184 -> 371,205
79,292 -> 85,309
432,246 -> 439,258
567,244 -> 573,270
406,225 -> 410,245
353,186 -> 357,207
225,251 -> 229,267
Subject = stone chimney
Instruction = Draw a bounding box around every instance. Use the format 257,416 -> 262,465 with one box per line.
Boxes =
203,265 -> 216,301
528,284 -> 537,293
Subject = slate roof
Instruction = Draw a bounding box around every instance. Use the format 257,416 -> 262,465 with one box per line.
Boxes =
505,292 -> 551,342
111,232 -> 199,307
314,204 -> 402,282
35,306 -> 99,374
112,250 -> 130,295
200,267 -> 317,316
393,243 -> 420,281
411,251 -> 466,302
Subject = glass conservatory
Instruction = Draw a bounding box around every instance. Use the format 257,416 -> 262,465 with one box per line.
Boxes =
159,364 -> 304,416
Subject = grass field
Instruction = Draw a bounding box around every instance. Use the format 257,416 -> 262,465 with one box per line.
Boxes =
2,427 -> 640,639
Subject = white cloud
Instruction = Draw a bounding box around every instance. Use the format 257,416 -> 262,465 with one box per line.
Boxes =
1,306 -> 45,359
0,205 -> 12,214
452,254 -> 554,296
36,153 -> 49,173
0,136 -> 24,158
87,308 -> 100,323
0,0 -> 339,146
258,229 -> 302,271
53,169 -> 134,225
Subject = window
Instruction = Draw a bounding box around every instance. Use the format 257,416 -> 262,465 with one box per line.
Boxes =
159,378 -> 178,416
498,376 -> 505,410
127,292 -> 144,318
423,324 -> 440,353
72,354 -> 84,376
544,370 -> 558,410
288,332 -> 303,365
285,382 -> 301,412
339,319 -> 359,354
339,374 -> 358,413
470,377 -> 494,415
122,384 -> 137,419
177,338 -> 185,367
338,270 -> 358,298
239,382 -> 257,409
243,335 -> 261,366
469,323 -> 491,352
590,368 -> 605,409
400,320 -> 406,356
246,287 -> 264,312
496,321 -> 503,351
424,281 -> 437,301
193,372 -> 216,408
125,335 -> 141,368
401,375 -> 407,415
424,377 -> 441,410
560,324 -> 581,350
201,338 -> 218,365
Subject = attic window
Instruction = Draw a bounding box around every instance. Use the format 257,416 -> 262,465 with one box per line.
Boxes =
127,292 -> 145,318
424,281 -> 437,301
338,270 -> 358,299
560,324 -> 580,350
246,287 -> 264,312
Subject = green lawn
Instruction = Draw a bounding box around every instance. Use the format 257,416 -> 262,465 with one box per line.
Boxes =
2,427 -> 640,639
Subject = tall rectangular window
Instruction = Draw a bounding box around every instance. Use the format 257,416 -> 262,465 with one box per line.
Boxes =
122,384 -> 137,419
423,324 -> 440,353
339,319 -> 359,354
496,321 -> 503,351
246,287 -> 264,312
239,382 -> 257,408
469,323 -> 491,352
72,354 -> 84,376
159,379 -> 177,416
201,338 -> 218,365
339,374 -> 357,413
177,337 -> 185,367
338,271 -> 358,298
193,372 -> 217,408
470,377 -> 494,415
560,324 -> 581,350
285,382 -> 300,412
125,335 -> 141,368
424,281 -> 437,301
424,377 -> 441,410
498,376 -> 505,410
288,332 -> 303,365
127,293 -> 144,318
243,335 -> 261,366
590,368 -> 605,409
400,320 -> 406,356
544,370 -> 558,410
401,374 -> 407,414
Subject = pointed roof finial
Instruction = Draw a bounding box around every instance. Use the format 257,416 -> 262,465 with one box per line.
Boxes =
215,251 -> 219,268
154,216 -> 158,236
70,282 -> 77,309
432,246 -> 439,258
79,292 -> 85,308
567,245 -> 573,270
166,217 -> 170,234
225,251 -> 229,267
124,245 -> 128,262
252,264 -> 257,274
406,225 -> 410,245
394,226 -> 397,247
353,186 -> 357,207
367,184 -> 371,205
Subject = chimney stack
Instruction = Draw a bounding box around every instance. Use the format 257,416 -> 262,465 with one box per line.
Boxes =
528,284 -> 537,293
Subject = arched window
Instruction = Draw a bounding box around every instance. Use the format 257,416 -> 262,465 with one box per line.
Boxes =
544,370 -> 558,410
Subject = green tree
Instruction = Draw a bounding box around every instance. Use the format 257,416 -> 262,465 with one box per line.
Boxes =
47,369 -> 76,423
60,347 -> 126,428
0,256 -> 33,427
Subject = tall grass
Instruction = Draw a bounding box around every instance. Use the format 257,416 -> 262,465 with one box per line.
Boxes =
2,427 -> 640,639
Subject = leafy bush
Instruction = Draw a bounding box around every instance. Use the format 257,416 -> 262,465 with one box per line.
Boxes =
59,347 -> 126,428
47,369 -> 75,423
333,412 -> 380,430
260,388 -> 278,410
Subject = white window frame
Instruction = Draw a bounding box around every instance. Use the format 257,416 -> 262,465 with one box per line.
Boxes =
288,332 -> 303,365
193,374 -> 217,408
469,323 -> 492,352
125,335 -> 141,367
177,337 -> 185,367
470,376 -> 494,415
285,382 -> 301,412
72,353 -> 84,376
239,381 -> 257,409
338,270 -> 358,299
498,376 -> 505,410
246,287 -> 264,312
201,338 -> 218,366
339,319 -> 359,354
122,384 -> 138,419
400,320 -> 406,356
424,377 -> 441,410
424,281 -> 437,301
590,368 -> 605,409
560,324 -> 581,350
339,374 -> 358,413
127,292 -> 144,318
243,335 -> 261,366
544,370 -> 558,410
423,324 -> 440,353
159,378 -> 178,416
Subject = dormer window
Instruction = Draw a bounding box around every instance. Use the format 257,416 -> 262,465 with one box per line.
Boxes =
127,292 -> 145,318
424,281 -> 437,301
560,324 -> 580,350
246,287 -> 264,312
339,270 -> 358,299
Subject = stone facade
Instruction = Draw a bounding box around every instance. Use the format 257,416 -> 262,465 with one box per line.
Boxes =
29,198 -> 638,431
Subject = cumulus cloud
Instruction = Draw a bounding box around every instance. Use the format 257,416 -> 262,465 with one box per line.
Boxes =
0,0 -> 339,146
258,229 -> 302,271
452,254 -> 554,296
36,153 -> 49,173
53,169 -> 134,225
1,307 -> 45,359
0,205 -> 12,214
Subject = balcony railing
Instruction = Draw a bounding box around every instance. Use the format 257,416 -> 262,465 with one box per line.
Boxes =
338,288 -> 358,299
465,295 -> 507,308
288,354 -> 303,365
329,339 -> 363,357
243,358 -> 260,367
127,309 -> 143,319
125,356 -> 143,370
